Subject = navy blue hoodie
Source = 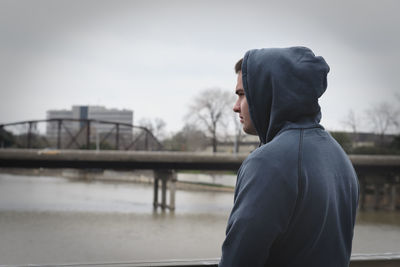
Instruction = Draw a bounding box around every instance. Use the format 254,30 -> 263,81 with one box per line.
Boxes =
219,47 -> 359,267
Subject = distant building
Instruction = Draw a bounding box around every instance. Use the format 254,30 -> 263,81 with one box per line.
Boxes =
45,109 -> 74,139
46,106 -> 134,146
85,106 -> 133,135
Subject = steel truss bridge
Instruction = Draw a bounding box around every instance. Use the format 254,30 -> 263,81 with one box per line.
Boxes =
0,118 -> 162,151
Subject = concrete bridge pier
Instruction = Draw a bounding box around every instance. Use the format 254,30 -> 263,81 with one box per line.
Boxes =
359,173 -> 366,210
389,183 -> 397,210
388,175 -> 399,211
374,180 -> 384,210
359,173 -> 399,211
153,170 -> 177,211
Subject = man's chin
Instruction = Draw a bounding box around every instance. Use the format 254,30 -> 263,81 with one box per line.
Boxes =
243,126 -> 257,135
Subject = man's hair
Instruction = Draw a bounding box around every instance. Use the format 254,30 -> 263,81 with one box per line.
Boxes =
235,58 -> 243,74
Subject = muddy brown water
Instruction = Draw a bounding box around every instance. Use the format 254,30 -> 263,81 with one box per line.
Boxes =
0,173 -> 399,265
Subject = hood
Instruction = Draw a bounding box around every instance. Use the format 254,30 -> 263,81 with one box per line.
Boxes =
242,46 -> 330,144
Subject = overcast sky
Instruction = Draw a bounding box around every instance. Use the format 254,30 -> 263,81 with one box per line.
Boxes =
1,0 -> 399,134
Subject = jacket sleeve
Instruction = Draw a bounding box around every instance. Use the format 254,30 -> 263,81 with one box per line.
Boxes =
219,155 -> 298,267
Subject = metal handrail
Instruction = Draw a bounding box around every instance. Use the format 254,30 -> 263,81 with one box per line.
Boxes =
3,253 -> 400,267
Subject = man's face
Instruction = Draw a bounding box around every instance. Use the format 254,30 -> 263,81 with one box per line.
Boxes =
233,71 -> 257,135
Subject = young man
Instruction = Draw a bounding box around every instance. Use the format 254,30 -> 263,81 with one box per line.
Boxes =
219,47 -> 359,267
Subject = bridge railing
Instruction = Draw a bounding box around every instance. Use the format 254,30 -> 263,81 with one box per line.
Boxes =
2,253 -> 400,267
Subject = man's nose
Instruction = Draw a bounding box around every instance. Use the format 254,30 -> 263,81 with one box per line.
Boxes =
233,100 -> 240,113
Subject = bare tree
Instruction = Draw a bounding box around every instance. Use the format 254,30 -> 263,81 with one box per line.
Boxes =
396,93 -> 400,131
341,109 -> 362,145
138,117 -> 167,140
365,102 -> 399,145
163,123 -> 208,151
232,111 -> 244,153
342,109 -> 360,133
186,88 -> 234,152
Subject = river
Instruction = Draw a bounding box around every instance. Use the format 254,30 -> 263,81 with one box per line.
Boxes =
0,173 -> 399,265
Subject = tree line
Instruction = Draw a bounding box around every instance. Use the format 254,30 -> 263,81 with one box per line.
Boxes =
1,89 -> 399,154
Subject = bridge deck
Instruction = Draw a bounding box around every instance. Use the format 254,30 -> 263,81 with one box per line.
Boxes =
1,149 -> 400,172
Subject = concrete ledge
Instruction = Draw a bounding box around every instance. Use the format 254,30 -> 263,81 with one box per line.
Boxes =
0,149 -> 245,170
1,149 -> 399,172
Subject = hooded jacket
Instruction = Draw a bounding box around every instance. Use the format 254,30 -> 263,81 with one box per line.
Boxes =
219,47 -> 359,267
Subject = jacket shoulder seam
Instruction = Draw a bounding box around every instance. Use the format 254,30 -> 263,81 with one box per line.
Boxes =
274,129 -> 304,243
289,129 -> 304,224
